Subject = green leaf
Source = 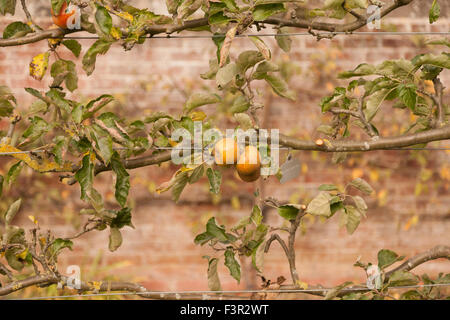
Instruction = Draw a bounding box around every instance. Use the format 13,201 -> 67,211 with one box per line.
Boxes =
400,290 -> 422,300
108,227 -> 122,252
82,39 -> 113,76
3,21 -> 32,39
6,161 -> 22,185
0,0 -> 16,15
96,5 -> 113,35
22,116 -> 51,143
252,61 -> 279,80
5,198 -> 21,225
232,216 -> 251,231
365,88 -> 391,121
46,88 -> 71,113
5,248 -> 24,271
90,125 -> 114,164
348,178 -> 373,195
206,217 -> 228,242
205,256 -> 222,291
189,164 -> 205,184
172,171 -> 189,202
252,240 -> 265,273
236,50 -> 264,73
52,136 -> 66,165
264,74 -> 296,100
275,27 -> 292,53
412,52 -> 450,69
388,271 -> 419,287
220,0 -> 238,11
50,59 -> 78,92
74,155 -> 94,201
318,184 -> 339,191
251,205 -> 263,225
429,0 -> 440,24
110,207 -> 133,229
224,249 -> 241,283
398,84 -> 417,111
378,249 -> 403,269
324,281 -> 353,300
230,94 -> 250,114
48,238 -> 73,259
194,232 -> 214,245
233,112 -> 253,130
0,99 -> 14,117
51,0 -> 66,13
249,36 -> 271,60
277,204 -> 300,220
206,168 -> 222,194
216,62 -> 238,87
338,63 -> 375,79
344,205 -> 361,235
352,195 -> 368,213
62,40 -> 82,58
346,0 -> 368,9
111,153 -> 130,207
306,192 -> 333,217
185,92 -> 220,112
253,3 -> 285,21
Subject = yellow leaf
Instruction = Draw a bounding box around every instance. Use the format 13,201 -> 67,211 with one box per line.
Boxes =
168,138 -> 178,147
352,168 -> 364,180
47,37 -> 62,48
369,169 -> 379,182
17,248 -> 28,260
377,189 -> 387,206
147,181 -> 156,194
231,196 -> 240,210
301,163 -> 308,174
190,111 -> 207,121
39,237 -> 46,245
89,281 -> 102,291
403,215 -> 419,231
28,215 -> 38,224
116,11 -> 134,22
440,165 -> 450,181
110,27 -> 122,40
29,52 -> 50,81
296,280 -> 308,289
0,143 -> 73,173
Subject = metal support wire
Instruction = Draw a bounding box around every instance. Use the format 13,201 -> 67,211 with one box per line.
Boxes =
59,31 -> 450,40
0,146 -> 448,156
11,283 -> 450,300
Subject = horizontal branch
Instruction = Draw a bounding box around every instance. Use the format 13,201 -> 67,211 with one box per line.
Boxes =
0,0 -> 415,47
385,245 -> 450,280
278,124 -> 450,152
1,245 -> 447,299
265,0 -> 414,33
59,124 -> 450,182
0,274 -> 58,296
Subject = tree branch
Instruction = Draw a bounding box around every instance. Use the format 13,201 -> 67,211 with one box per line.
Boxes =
0,0 -> 415,47
385,245 -> 450,280
278,124 -> 450,152
432,78 -> 446,127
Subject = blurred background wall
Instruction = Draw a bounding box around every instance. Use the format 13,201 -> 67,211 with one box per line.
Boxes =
0,0 -> 449,297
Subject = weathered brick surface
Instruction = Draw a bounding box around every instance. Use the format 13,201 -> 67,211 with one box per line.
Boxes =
0,1 -> 449,295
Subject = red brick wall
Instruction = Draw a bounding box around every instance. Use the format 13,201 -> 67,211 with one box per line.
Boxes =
0,0 -> 449,295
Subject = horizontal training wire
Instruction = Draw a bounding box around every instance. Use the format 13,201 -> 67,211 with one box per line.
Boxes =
59,31 -> 450,40
0,146 -> 449,156
13,283 -> 450,300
